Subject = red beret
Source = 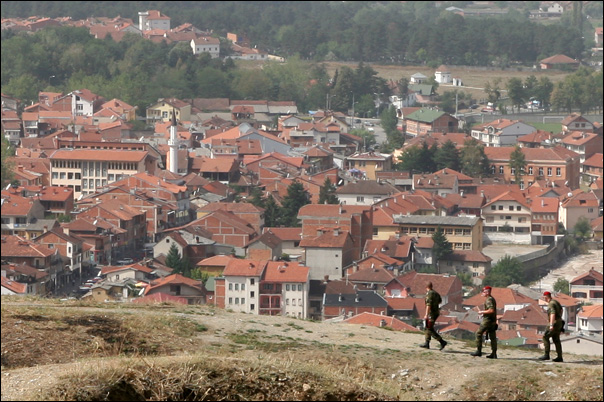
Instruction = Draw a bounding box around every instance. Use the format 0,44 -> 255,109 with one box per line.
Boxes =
543,291 -> 552,297
482,286 -> 492,292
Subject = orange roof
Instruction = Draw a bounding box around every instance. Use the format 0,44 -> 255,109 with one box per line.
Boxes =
343,312 -> 418,331
540,54 -> 579,64
583,153 -> 603,168
262,227 -> 302,241
101,263 -> 154,276
263,261 -> 309,283
561,131 -> 599,146
484,146 -> 578,162
1,192 -> 36,216
530,197 -> 559,213
191,156 -> 238,173
146,274 -> 202,295
483,190 -> 530,209
298,204 -> 370,218
223,259 -> 267,277
299,229 -> 352,248
1,276 -> 27,294
578,304 -> 603,319
560,191 -> 599,208
517,130 -> 554,144
463,287 -> 536,309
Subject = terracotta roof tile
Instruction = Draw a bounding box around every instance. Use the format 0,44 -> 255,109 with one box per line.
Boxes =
343,312 -> 418,331
223,259 -> 267,277
263,261 -> 309,283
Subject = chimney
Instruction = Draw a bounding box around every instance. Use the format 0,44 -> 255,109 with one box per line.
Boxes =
460,190 -> 464,197
541,199 -> 545,207
43,225 -> 48,233
324,275 -> 330,284
338,293 -> 343,302
334,227 -> 340,236
339,202 -> 343,214
355,294 -> 360,303
248,263 -> 254,269
395,231 -> 401,239
480,190 -> 485,198
379,319 -> 387,328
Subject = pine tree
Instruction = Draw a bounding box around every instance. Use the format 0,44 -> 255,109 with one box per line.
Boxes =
263,194 -> 282,227
165,243 -> 182,274
432,226 -> 453,274
509,145 -> 526,186
318,177 -> 339,204
280,180 -> 311,227
435,140 -> 460,171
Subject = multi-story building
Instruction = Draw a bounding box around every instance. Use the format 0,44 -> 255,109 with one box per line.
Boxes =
484,146 -> 580,190
481,190 -> 532,243
560,131 -> 603,169
403,109 -> 458,137
530,196 -> 559,245
393,215 -> 483,251
190,37 -> 220,58
146,98 -> 191,125
570,268 -> 603,304
138,10 -> 170,31
471,119 -> 536,147
559,191 -> 600,234
48,149 -> 157,199
344,152 -> 392,180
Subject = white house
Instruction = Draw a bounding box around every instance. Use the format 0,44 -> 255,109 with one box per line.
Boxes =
435,65 -> 452,84
191,37 -> 220,58
577,304 -> 603,334
471,119 -> 536,147
410,73 -> 427,84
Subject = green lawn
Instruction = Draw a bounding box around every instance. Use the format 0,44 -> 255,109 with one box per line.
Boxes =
530,122 -> 562,133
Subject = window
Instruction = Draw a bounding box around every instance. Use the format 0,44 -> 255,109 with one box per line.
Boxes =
235,298 -> 239,304
588,208 -> 594,213
509,206 -> 514,211
373,227 -> 378,236
547,167 -> 552,176
241,298 -> 245,304
286,299 -> 289,305
298,284 -> 302,291
529,166 -> 533,175
538,167 -> 543,176
499,166 -> 504,174
250,291 -> 255,298
250,304 -> 255,310
516,206 -> 522,211
235,283 -> 239,291
228,297 -> 232,305
356,196 -> 365,203
292,299 -> 296,306
491,205 -> 496,210
250,278 -> 255,285
506,216 -> 512,220
241,284 -> 245,291
556,167 -> 561,176
229,283 -> 233,291
286,284 -> 290,291
498,205 -> 503,210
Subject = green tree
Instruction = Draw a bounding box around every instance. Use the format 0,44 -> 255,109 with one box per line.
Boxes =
318,177 -> 339,205
432,226 -> 453,274
280,180 -> 311,227
460,138 -> 490,178
1,136 -> 15,188
434,139 -> 460,171
483,78 -> 502,105
397,145 -> 423,173
506,77 -> 525,113
534,76 -> 554,109
553,278 -> 570,295
573,217 -> 592,240
263,194 -> 282,228
165,243 -> 183,274
509,145 -> 526,186
483,255 -> 525,287
350,128 -> 376,151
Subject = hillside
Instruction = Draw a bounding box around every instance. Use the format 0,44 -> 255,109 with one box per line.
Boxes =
1,296 -> 602,401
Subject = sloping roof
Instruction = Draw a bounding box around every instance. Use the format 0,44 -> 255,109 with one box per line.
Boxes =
196,254 -> 236,267
145,274 -> 203,295
398,272 -> 460,298
262,227 -> 302,242
247,230 -> 282,249
262,261 -> 309,283
570,268 -> 603,285
323,290 -> 388,308
343,312 -> 418,331
405,108 -> 446,123
1,276 -> 27,294
463,287 -> 536,308
443,250 -> 492,263
346,266 -> 395,284
578,304 -> 603,319
540,54 -> 579,64
132,293 -> 188,305
298,204 -> 370,218
483,190 -> 530,209
499,304 -> 549,326
336,180 -> 399,196
299,229 -> 352,249
223,258 -> 267,277
583,153 -> 603,168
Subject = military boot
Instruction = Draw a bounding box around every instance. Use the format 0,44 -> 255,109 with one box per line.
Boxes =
439,340 -> 447,351
486,353 -> 497,359
552,357 -> 563,362
538,355 -> 550,361
470,351 -> 482,357
418,342 -> 430,349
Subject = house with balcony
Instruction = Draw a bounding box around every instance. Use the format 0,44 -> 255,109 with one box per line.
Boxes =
471,119 -> 536,148
344,152 -> 392,180
561,131 -> 603,169
570,268 -> 603,304
481,190 -> 532,244
33,228 -> 84,284
530,196 -> 559,245
576,304 -> 603,335
146,98 -> 191,125
0,190 -> 46,239
583,153 -> 603,183
559,191 -> 600,234
259,261 -> 310,318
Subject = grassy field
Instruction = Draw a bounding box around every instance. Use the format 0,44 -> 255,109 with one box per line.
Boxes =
529,122 -> 563,133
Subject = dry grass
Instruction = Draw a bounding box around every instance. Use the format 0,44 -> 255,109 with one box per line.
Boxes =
2,298 -> 603,401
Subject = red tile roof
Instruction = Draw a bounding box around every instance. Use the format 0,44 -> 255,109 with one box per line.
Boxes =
570,268 -> 603,285
540,54 -> 579,64
483,190 -> 530,209
49,149 -> 149,162
561,131 -> 599,146
262,227 -> 302,241
263,261 -> 309,283
298,204 -> 370,218
499,304 -> 549,326
343,312 -> 418,331
146,274 -> 203,295
0,235 -> 55,258
299,229 -> 352,248
223,259 -> 267,277
463,287 -> 536,309
445,250 -> 492,263
484,146 -> 578,162
1,276 -> 27,294
101,263 -> 154,276
578,304 -> 603,319
583,153 -> 603,169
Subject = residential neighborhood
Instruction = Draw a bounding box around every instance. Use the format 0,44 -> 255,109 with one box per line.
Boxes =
1,0 -> 603,374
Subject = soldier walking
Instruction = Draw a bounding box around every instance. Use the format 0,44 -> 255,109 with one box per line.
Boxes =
539,291 -> 564,362
471,286 -> 498,359
419,281 -> 447,350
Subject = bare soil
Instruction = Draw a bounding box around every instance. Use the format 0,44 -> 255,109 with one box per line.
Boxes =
1,298 -> 602,401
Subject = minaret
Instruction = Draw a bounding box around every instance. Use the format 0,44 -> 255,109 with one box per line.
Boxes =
168,110 -> 179,174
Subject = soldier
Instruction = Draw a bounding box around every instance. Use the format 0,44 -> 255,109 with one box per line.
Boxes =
419,281 -> 447,350
471,285 -> 498,359
539,291 -> 564,362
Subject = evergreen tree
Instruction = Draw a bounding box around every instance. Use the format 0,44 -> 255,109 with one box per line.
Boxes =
263,194 -> 283,227
318,177 -> 339,204
280,180 -> 311,227
432,226 -> 453,274
248,186 -> 265,208
165,243 -> 182,274
434,139 -> 460,171
509,145 -> 526,186
1,136 -> 15,188
461,138 -> 490,178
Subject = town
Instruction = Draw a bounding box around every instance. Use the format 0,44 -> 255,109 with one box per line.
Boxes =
1,1 -> 603,366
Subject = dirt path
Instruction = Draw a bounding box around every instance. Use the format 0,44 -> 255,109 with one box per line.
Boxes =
533,250 -> 603,292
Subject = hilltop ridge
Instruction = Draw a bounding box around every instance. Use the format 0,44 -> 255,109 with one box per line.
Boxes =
1,296 -> 602,401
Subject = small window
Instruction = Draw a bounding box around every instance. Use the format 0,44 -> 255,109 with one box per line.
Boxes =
229,283 -> 233,291
286,284 -> 290,291
250,278 -> 255,285
298,284 -> 302,291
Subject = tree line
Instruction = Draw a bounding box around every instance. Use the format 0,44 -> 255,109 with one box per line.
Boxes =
1,1 -> 587,65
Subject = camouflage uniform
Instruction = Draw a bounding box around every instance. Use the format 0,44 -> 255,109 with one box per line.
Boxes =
475,295 -> 497,354
424,289 -> 445,345
543,299 -> 563,359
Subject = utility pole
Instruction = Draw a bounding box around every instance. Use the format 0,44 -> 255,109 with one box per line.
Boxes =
455,91 -> 458,117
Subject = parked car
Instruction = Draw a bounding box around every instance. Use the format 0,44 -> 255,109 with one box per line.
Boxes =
469,104 -> 479,109
364,121 -> 374,127
354,118 -> 361,123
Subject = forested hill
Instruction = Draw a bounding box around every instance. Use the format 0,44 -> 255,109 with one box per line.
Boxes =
1,1 -> 588,65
